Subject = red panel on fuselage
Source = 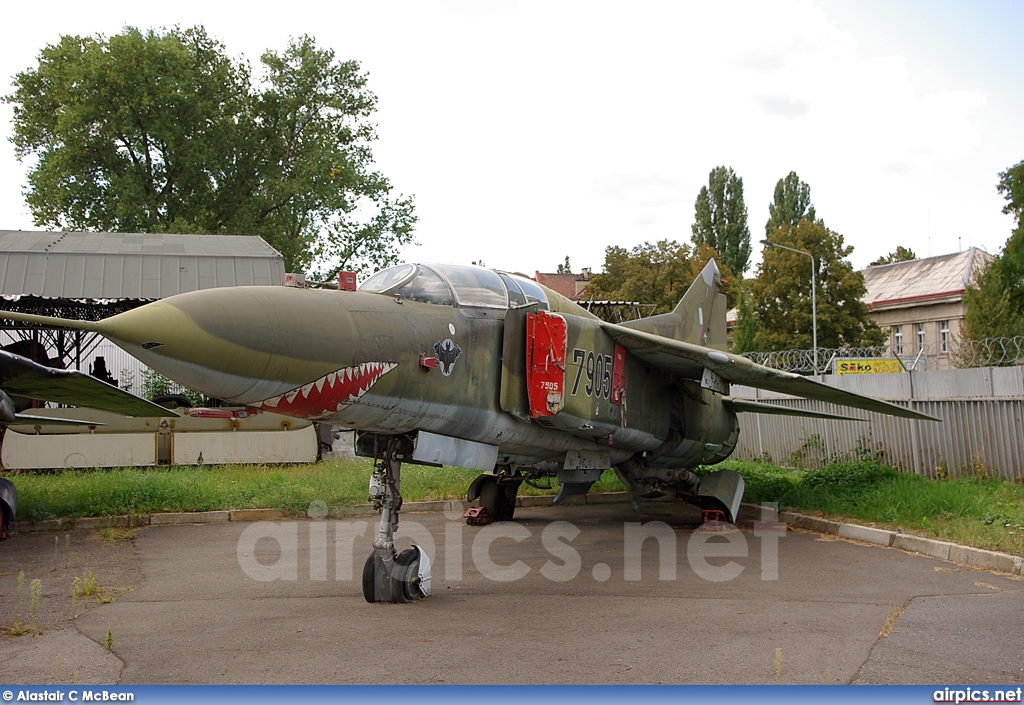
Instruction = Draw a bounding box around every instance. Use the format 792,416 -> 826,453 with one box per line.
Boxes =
526,311 -> 567,418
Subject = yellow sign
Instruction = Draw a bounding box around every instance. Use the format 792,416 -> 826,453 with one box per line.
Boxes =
835,358 -> 904,375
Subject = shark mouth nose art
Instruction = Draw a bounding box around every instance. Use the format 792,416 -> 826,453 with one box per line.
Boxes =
258,362 -> 397,418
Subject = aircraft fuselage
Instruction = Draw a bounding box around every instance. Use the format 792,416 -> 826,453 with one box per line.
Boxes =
93,278 -> 737,472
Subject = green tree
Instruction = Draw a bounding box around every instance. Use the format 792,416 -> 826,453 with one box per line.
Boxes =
691,166 -> 751,275
997,159 -> 1024,221
588,240 -> 734,313
750,221 -> 884,352
588,240 -> 693,314
869,246 -> 918,266
961,247 -> 1024,341
5,27 -> 415,276
765,171 -> 817,235
962,160 -> 1024,340
556,256 -> 572,273
7,27 -> 247,234
730,280 -> 759,353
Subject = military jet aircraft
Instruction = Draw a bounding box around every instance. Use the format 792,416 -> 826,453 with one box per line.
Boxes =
0,260 -> 936,597
0,348 -> 174,539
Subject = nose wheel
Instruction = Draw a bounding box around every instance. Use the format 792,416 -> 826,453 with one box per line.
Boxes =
391,546 -> 430,603
362,545 -> 431,603
362,437 -> 432,603
362,551 -> 392,602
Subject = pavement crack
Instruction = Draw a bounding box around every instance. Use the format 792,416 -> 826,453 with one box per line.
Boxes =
851,596 -> 914,684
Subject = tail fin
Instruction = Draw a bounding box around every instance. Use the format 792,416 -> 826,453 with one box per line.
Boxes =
620,259 -> 727,349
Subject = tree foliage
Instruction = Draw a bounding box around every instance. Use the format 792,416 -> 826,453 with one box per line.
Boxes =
961,244 -> 1024,340
869,246 -> 918,266
765,171 -> 817,235
691,166 -> 751,276
997,159 -> 1024,223
5,27 -> 415,276
749,221 -> 884,351
730,280 -> 759,354
962,160 -> 1024,340
587,240 -> 734,314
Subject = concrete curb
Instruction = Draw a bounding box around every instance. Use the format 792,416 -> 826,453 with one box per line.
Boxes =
150,510 -> 231,525
948,545 -> 1021,575
15,492 -> 1021,577
72,515 -> 141,530
14,491 -> 632,531
892,534 -> 955,561
838,523 -> 895,547
744,502 -> 1022,577
229,509 -> 285,522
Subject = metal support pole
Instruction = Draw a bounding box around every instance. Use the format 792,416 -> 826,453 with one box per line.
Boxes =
761,239 -> 817,374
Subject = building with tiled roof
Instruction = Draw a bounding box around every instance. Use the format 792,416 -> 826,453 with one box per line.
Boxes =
533,269 -> 591,301
725,248 -> 993,368
861,247 -> 993,370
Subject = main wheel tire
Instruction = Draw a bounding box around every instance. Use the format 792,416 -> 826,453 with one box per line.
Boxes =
361,552 -> 392,603
390,548 -> 424,603
499,488 -> 516,521
479,475 -> 516,521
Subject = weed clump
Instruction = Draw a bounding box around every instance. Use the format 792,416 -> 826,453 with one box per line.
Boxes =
804,463 -> 899,492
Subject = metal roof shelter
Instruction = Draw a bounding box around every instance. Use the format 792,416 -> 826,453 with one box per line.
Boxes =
0,231 -> 284,301
0,231 -> 285,370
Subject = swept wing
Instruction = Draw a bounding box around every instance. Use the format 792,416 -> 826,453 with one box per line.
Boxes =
599,322 -> 938,422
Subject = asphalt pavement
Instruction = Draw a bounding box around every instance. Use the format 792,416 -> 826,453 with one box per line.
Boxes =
1,501 -> 1022,685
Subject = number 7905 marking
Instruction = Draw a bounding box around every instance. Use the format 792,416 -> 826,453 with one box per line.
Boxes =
570,348 -> 612,399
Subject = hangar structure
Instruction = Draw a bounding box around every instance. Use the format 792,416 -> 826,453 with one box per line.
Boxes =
0,230 -> 285,373
0,231 -> 319,469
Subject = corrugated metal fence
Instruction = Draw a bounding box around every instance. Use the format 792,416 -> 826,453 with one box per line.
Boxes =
731,366 -> 1024,480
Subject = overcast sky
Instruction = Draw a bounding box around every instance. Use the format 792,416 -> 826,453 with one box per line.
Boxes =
1,0 -> 1022,276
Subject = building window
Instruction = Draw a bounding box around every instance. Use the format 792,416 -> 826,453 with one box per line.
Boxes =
939,321 -> 950,354
893,325 -> 903,355
916,323 -> 926,352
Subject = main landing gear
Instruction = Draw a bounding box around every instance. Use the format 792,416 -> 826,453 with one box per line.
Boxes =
361,437 -> 432,603
466,469 -> 523,523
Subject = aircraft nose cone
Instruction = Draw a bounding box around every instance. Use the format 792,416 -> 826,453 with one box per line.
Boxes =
98,286 -> 364,405
99,288 -> 278,402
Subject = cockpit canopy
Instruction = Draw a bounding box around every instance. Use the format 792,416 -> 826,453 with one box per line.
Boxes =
359,263 -> 549,310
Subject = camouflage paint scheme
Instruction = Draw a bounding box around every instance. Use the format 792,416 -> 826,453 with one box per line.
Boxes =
0,260 -> 935,504
0,259 -> 941,593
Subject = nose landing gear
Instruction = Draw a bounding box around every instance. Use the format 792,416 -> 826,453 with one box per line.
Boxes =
361,437 -> 432,603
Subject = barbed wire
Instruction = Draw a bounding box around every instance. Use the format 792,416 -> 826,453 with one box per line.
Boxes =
950,336 -> 1024,368
741,337 -> 1024,373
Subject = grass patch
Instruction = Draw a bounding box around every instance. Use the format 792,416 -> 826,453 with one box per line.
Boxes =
718,459 -> 1024,557
4,457 -> 1022,557
97,527 -> 137,544
2,459 -> 626,523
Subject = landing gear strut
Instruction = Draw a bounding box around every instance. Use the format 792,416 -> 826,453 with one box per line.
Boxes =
361,437 -> 432,603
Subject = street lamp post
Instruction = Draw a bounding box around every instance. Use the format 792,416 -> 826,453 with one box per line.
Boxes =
760,239 -> 818,375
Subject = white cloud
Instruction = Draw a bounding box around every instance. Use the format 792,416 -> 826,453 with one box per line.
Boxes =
0,0 -> 1017,275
